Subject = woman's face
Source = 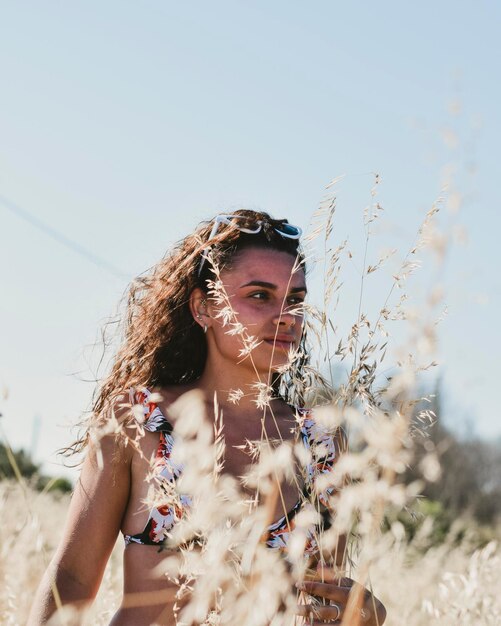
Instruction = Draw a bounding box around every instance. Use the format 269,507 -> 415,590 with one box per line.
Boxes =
205,247 -> 306,376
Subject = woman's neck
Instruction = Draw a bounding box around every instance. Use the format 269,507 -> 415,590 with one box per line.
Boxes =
196,362 -> 275,414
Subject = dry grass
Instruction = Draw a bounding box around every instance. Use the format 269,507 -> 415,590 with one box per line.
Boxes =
1,482 -> 499,625
0,481 -> 123,625
368,530 -> 501,625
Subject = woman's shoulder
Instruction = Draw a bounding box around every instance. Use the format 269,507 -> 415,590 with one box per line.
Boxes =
127,386 -> 168,433
129,384 -> 198,433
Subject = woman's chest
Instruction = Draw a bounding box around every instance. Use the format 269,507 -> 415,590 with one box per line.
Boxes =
222,434 -> 306,522
129,426 -> 309,527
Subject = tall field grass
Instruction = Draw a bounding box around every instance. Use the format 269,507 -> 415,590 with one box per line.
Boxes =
1,481 -> 499,625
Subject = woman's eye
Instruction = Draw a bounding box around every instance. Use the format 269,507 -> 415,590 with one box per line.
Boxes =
288,297 -> 305,306
249,291 -> 268,300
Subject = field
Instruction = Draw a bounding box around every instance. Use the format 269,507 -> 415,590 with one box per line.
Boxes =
2,481 -> 500,625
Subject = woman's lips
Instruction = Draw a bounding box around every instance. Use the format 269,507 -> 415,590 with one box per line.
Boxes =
264,338 -> 295,350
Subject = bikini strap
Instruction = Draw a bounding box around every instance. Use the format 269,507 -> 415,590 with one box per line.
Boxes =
129,387 -> 173,434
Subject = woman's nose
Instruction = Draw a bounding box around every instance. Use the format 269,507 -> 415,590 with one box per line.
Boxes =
272,310 -> 296,328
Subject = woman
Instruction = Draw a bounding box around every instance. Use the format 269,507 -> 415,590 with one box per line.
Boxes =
29,210 -> 386,625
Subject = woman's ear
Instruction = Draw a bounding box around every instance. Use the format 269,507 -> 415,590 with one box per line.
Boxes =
189,288 -> 211,332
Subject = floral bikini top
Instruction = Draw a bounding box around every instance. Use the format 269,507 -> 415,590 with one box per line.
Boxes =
123,388 -> 338,557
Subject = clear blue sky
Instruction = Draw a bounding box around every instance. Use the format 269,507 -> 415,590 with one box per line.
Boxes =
1,1 -> 499,479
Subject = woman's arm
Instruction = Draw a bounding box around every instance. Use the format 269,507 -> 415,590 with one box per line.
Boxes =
28,431 -> 132,624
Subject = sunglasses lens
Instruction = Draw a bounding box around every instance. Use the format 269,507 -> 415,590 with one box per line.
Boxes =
277,223 -> 301,238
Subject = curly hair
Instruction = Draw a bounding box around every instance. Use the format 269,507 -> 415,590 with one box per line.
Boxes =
68,209 -> 312,455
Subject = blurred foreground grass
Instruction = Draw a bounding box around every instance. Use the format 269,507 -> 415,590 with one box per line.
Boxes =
0,481 -> 122,625
1,480 -> 500,625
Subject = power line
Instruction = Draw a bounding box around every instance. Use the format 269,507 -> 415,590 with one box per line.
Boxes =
0,194 -> 130,280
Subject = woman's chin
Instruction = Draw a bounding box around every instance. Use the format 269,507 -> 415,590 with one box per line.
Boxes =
254,355 -> 292,375
236,342 -> 294,377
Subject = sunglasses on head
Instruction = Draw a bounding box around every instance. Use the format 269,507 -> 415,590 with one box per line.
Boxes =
197,214 -> 302,277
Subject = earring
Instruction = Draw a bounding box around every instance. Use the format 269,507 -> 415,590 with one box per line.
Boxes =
197,297 -> 208,332
196,313 -> 208,333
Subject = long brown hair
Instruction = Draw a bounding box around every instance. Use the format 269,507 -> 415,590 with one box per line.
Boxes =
68,209 -> 311,455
